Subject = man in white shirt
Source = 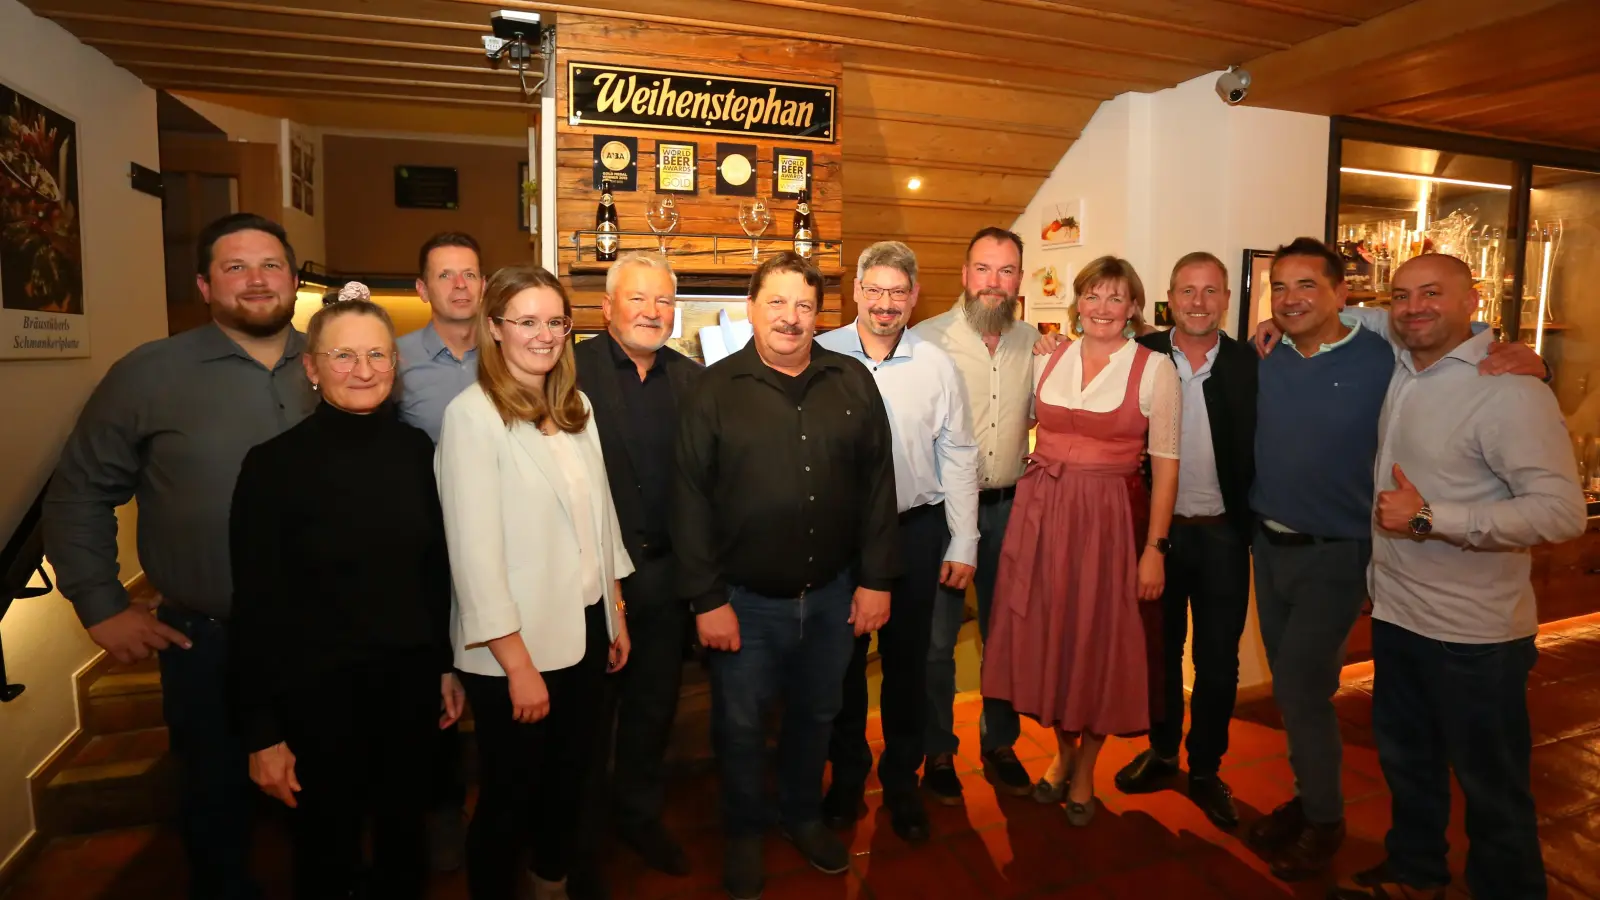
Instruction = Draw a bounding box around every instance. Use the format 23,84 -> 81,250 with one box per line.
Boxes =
817,242 -> 980,843
1332,254 -> 1586,900
913,228 -> 1041,801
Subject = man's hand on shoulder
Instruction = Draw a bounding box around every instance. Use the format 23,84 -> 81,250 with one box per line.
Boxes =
1479,341 -> 1549,380
1033,332 -> 1065,357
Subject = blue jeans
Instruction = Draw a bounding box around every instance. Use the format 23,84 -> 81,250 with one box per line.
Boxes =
708,572 -> 856,837
925,493 -> 1019,758
157,606 -> 260,900
1372,619 -> 1544,898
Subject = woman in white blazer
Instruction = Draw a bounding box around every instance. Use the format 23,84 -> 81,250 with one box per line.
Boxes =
435,264 -> 633,900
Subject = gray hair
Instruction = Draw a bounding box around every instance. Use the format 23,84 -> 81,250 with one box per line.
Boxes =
605,250 -> 678,296
855,241 -> 918,285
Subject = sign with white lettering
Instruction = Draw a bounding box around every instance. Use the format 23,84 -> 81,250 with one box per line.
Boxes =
568,62 -> 835,143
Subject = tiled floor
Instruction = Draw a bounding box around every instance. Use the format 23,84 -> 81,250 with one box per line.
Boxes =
8,614 -> 1600,900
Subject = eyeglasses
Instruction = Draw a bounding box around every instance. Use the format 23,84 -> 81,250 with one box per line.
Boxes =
859,285 -> 911,302
316,348 -> 395,373
492,315 -> 574,339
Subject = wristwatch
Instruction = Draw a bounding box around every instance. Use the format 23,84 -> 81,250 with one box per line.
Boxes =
1408,503 -> 1433,537
1149,537 -> 1171,555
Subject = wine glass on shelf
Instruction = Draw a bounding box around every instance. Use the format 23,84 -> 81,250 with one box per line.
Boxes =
738,198 -> 772,264
646,196 -> 679,253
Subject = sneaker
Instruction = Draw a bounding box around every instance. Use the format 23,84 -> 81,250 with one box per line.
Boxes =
722,835 -> 764,900
1187,773 -> 1240,829
780,820 -> 850,875
1113,748 -> 1179,794
1328,861 -> 1447,899
981,747 -> 1032,797
921,753 -> 963,806
1246,797 -> 1306,853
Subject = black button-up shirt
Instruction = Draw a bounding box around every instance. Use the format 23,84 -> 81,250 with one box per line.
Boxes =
44,323 -> 318,625
673,340 -> 900,613
605,333 -> 676,550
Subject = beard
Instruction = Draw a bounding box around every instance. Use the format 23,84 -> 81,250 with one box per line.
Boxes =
961,290 -> 1018,335
863,307 -> 905,336
216,297 -> 296,338
619,320 -> 669,353
1175,315 -> 1219,338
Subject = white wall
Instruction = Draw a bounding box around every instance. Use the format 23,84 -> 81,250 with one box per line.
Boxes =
0,0 -> 165,872
1012,72 -> 1330,690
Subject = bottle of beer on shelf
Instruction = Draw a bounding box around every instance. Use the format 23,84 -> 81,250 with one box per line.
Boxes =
793,186 -> 815,259
596,186 -> 619,262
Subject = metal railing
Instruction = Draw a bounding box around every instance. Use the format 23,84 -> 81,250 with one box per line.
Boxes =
568,230 -> 844,267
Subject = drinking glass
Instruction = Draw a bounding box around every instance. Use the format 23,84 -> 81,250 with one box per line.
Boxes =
646,196 -> 679,253
738,198 -> 772,263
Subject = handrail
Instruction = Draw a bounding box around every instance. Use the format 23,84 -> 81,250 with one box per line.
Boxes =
2,480 -> 53,702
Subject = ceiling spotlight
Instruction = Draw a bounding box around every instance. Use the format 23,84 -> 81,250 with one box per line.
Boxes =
906,176 -> 923,191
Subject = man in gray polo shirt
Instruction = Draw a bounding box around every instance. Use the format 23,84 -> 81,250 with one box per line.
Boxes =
1332,254 -> 1586,900
45,213 -> 316,900
396,232 -> 484,442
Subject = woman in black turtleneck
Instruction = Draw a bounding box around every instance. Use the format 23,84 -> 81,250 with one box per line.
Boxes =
229,289 -> 461,900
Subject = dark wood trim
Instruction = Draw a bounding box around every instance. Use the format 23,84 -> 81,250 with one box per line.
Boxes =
1504,159 -> 1532,343
1324,116 -> 1342,242
1332,117 -> 1600,173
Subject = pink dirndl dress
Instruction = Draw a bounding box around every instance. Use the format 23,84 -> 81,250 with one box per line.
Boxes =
980,341 -> 1156,736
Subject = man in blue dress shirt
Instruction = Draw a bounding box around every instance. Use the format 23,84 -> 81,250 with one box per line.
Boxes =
817,242 -> 980,843
394,231 -> 484,871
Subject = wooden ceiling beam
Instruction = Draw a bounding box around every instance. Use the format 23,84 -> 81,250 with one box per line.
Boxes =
841,62 -> 1104,100
31,1 -> 486,49
113,53 -> 521,93
46,14 -> 498,63
79,38 -> 523,87
171,90 -> 531,135
130,72 -> 534,109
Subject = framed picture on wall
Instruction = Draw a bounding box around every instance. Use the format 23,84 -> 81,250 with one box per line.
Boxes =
1238,248 -> 1276,337
1041,198 -> 1083,249
518,162 -> 531,231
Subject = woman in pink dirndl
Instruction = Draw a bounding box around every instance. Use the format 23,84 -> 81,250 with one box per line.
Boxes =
981,256 -> 1180,826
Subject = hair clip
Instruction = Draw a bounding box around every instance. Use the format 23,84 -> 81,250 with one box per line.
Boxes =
338,281 -> 372,303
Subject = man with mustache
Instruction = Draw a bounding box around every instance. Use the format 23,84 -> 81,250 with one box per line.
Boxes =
1329,253 -> 1584,900
913,227 -> 1041,802
674,252 -> 898,900
816,242 -> 980,843
570,251 -> 702,898
44,213 -> 318,900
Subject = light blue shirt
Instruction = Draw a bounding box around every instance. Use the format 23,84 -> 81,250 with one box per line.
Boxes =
396,322 -> 479,443
817,320 -> 981,566
1172,338 -> 1225,518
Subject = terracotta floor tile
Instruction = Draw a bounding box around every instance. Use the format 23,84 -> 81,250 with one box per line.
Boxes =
944,823 -> 1076,898
1186,845 -> 1311,900
744,867 -> 866,900
1530,740 -> 1600,823
1539,817 -> 1600,897
1219,719 -> 1291,768
1247,755 -> 1388,806
1080,856 -> 1234,899
857,842 -> 984,900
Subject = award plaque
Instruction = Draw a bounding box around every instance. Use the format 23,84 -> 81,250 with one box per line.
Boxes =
716,143 -> 757,196
592,135 -> 638,191
772,148 -> 812,200
655,141 -> 697,194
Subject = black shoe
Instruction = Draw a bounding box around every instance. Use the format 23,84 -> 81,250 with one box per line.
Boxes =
921,753 -> 963,806
885,792 -> 931,844
1187,773 -> 1240,829
1271,817 -> 1346,881
1327,861 -> 1447,899
1113,748 -> 1179,794
781,820 -> 850,875
1246,797 -> 1305,854
723,835 -> 764,900
619,819 -> 690,877
566,865 -> 610,900
981,747 -> 1032,797
821,781 -> 865,831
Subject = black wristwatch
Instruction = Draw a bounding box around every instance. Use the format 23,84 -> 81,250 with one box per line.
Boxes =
1149,537 -> 1171,555
1408,503 -> 1434,537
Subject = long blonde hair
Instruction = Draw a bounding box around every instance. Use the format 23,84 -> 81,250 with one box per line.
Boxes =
475,265 -> 589,433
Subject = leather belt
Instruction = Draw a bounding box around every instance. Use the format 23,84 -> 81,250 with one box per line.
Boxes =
1173,514 -> 1229,527
900,501 -> 943,524
1256,522 -> 1355,547
979,486 -> 1017,504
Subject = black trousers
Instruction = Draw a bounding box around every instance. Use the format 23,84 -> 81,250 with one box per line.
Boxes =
280,650 -> 439,900
1147,519 -> 1252,776
462,602 -> 607,898
828,502 -> 948,797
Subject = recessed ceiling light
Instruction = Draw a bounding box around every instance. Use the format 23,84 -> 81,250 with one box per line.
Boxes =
1339,167 -> 1511,190
906,176 -> 922,191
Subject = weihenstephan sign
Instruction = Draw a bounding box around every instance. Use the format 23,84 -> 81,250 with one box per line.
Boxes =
568,62 -> 835,143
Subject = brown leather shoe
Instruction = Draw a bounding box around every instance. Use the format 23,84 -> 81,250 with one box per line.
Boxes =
1246,797 -> 1305,853
1271,817 -> 1345,881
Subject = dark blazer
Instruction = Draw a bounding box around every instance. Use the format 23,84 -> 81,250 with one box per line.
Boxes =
573,333 -> 703,584
1137,329 -> 1258,540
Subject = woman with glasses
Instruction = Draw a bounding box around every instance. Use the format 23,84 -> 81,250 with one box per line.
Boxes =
229,283 -> 463,899
436,265 -> 633,900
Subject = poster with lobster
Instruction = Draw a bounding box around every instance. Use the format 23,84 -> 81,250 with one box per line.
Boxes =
1,82 -> 87,359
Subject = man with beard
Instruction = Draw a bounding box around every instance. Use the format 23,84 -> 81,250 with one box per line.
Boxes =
913,227 -> 1040,803
394,232 -> 484,872
1328,254 -> 1584,900
44,213 -> 318,900
1112,252 -> 1257,828
570,251 -> 702,899
674,252 -> 898,900
816,242 -> 979,843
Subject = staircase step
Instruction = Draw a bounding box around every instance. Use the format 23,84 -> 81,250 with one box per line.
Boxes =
38,728 -> 174,837
84,667 -> 165,735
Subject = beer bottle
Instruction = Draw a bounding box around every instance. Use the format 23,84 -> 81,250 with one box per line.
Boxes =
793,186 -> 815,259
596,187 -> 619,262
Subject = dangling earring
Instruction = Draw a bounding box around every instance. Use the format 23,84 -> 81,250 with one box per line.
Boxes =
1072,319 -> 1084,336
311,381 -> 320,392
1123,320 -> 1136,339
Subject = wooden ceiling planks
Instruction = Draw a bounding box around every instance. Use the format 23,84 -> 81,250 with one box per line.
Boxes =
1241,0 -> 1600,153
21,0 -> 1418,307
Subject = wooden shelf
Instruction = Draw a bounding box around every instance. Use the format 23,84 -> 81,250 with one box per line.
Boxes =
567,257 -> 844,277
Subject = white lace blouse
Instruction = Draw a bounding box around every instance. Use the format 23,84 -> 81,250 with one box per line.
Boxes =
1031,339 -> 1182,459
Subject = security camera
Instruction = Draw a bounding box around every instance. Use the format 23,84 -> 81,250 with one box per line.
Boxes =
489,10 -> 541,41
1216,66 -> 1251,105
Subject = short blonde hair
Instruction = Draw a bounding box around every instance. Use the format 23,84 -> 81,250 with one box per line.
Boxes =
1067,255 -> 1147,335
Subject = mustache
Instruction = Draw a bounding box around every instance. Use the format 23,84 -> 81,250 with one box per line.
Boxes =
770,322 -> 804,336
868,307 -> 901,318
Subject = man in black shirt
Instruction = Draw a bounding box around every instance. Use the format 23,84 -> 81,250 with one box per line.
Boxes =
571,252 -> 702,898
674,252 -> 899,900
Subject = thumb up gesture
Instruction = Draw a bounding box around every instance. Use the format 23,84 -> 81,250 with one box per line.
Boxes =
1376,463 -> 1426,534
